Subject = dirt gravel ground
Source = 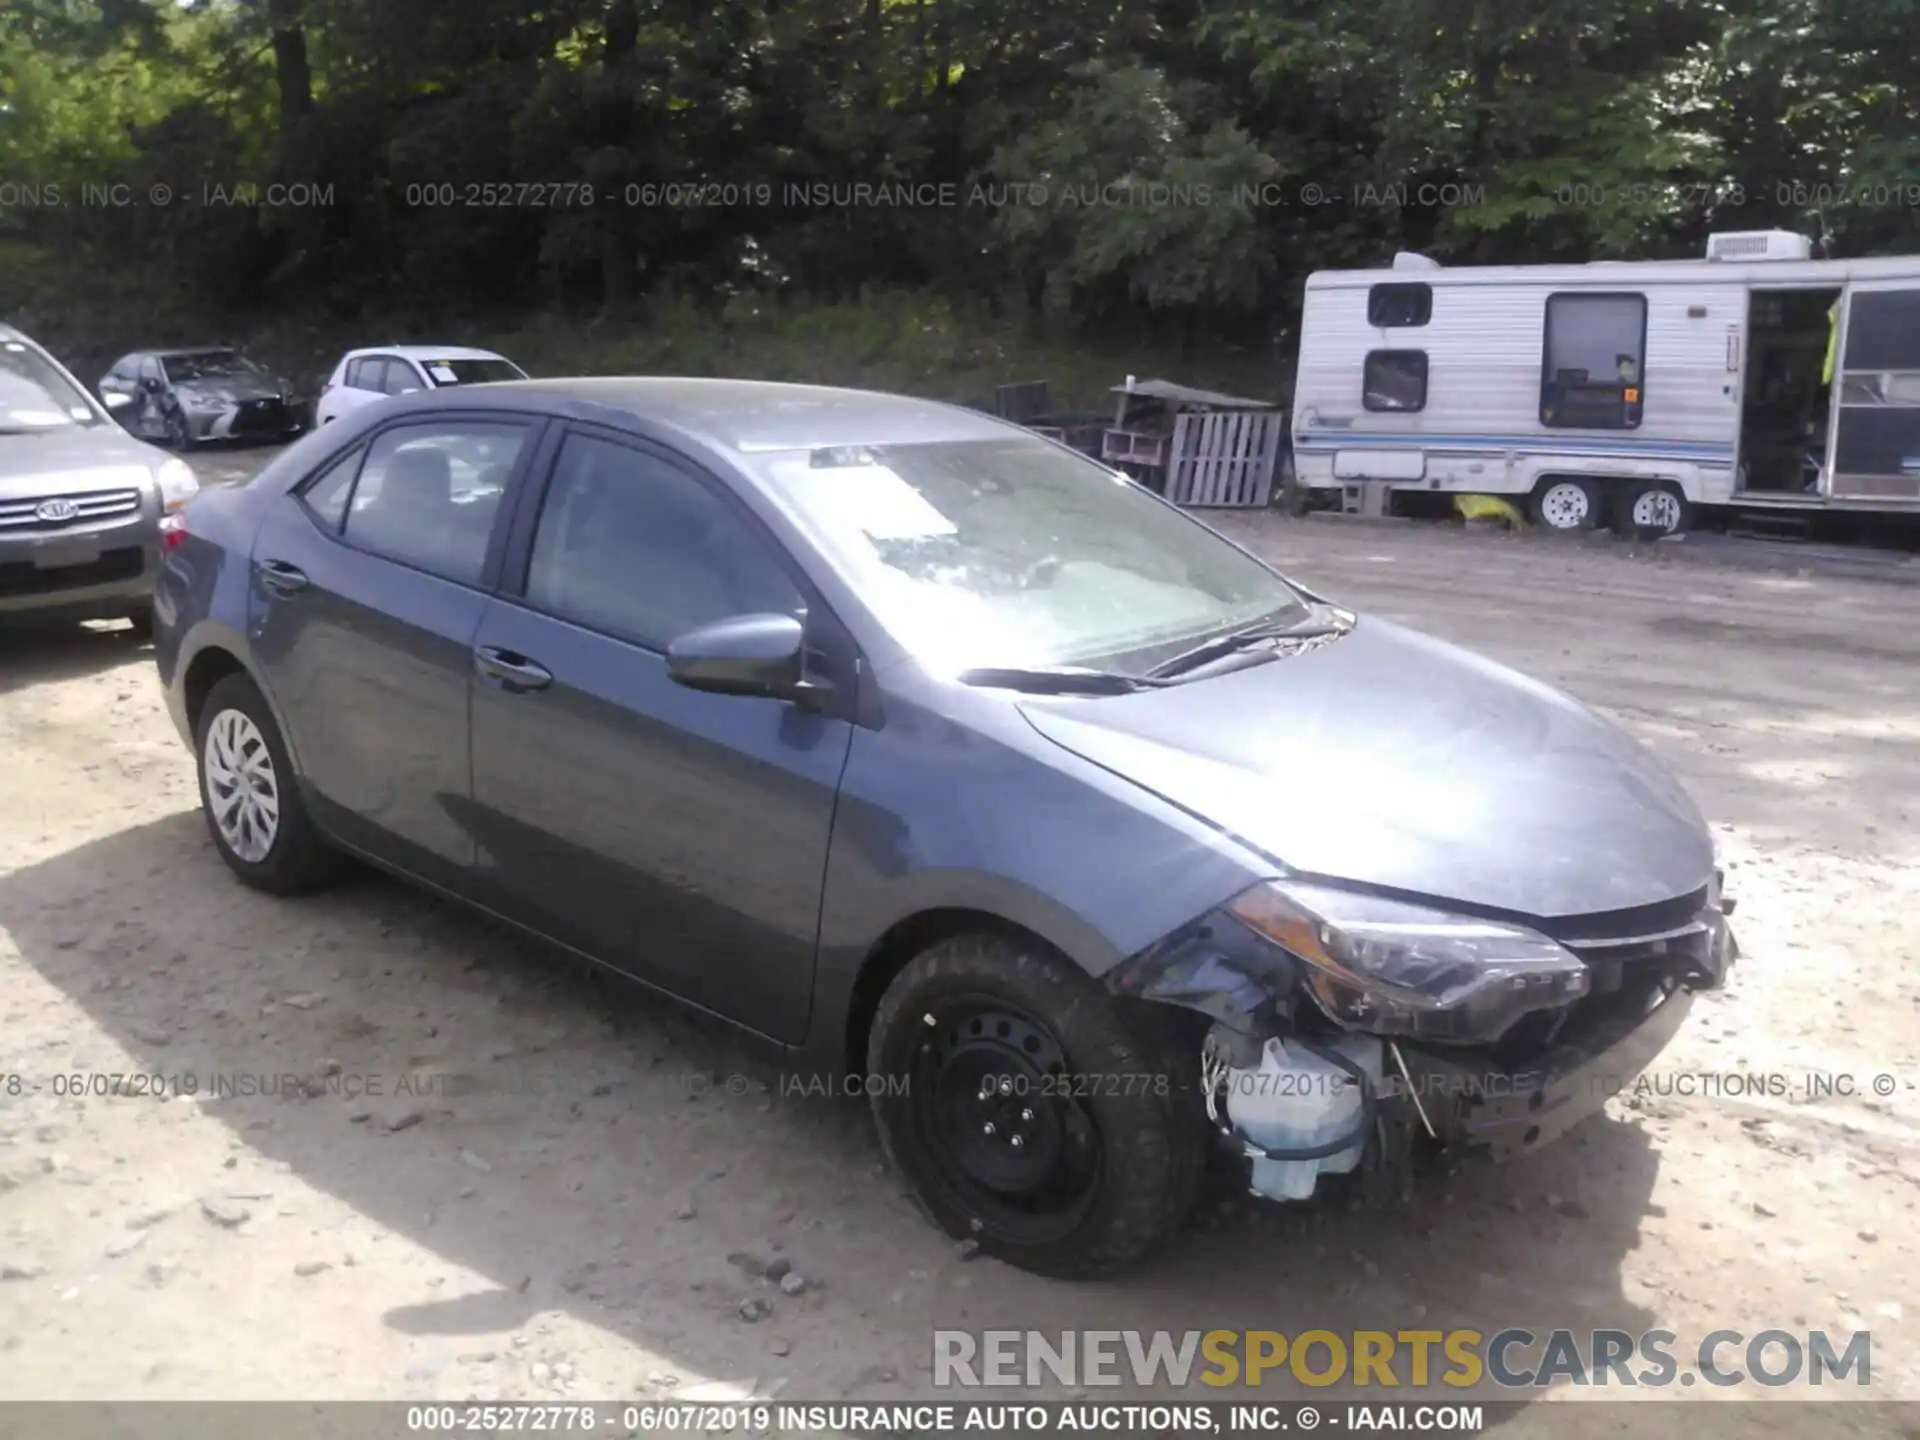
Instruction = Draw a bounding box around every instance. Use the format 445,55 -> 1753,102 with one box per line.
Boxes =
2,450 -> 1917,1429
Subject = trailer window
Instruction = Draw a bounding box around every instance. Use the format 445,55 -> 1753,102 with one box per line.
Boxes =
1368,283 -> 1432,328
1541,292 -> 1646,429
1363,351 -> 1428,411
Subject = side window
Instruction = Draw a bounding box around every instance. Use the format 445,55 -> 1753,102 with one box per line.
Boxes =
1541,292 -> 1647,429
343,422 -> 530,586
1368,283 -> 1432,328
1363,350 -> 1428,412
344,358 -> 375,390
524,433 -> 804,651
383,360 -> 424,397
297,448 -> 363,533
109,355 -> 136,381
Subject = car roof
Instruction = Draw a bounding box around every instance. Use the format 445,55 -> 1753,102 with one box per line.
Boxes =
346,345 -> 511,362
480,376 -> 1018,454
152,346 -> 244,358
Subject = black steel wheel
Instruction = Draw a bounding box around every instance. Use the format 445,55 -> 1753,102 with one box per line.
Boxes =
867,933 -> 1205,1278
909,999 -> 1103,1244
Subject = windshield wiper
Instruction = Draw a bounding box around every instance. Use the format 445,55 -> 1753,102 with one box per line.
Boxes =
1145,606 -> 1353,679
956,666 -> 1175,696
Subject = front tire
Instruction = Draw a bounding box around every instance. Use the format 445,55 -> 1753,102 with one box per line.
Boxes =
867,934 -> 1205,1279
195,673 -> 342,894
1530,476 -> 1602,532
167,408 -> 196,451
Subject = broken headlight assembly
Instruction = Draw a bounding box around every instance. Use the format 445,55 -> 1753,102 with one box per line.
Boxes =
1225,880 -> 1591,1044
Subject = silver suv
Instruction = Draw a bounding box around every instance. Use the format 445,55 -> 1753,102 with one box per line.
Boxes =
0,324 -> 199,634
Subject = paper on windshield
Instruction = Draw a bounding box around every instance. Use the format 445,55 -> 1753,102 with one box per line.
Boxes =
428,363 -> 461,384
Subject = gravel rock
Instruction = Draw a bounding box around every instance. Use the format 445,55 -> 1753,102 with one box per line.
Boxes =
737,1297 -> 770,1323
293,1261 -> 331,1277
105,1229 -> 149,1258
199,1196 -> 250,1228
459,1148 -> 492,1173
777,1272 -> 807,1296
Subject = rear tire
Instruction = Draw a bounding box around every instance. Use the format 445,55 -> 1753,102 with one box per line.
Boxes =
866,933 -> 1205,1279
1613,480 -> 1690,539
1530,476 -> 1601,533
195,673 -> 343,894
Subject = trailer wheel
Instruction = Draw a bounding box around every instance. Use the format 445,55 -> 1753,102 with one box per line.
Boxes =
1614,480 -> 1690,539
1531,477 -> 1601,533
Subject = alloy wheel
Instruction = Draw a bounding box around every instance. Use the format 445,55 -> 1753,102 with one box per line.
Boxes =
203,708 -> 280,863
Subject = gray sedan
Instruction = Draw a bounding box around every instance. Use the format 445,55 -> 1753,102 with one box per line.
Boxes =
99,347 -> 306,450
152,378 -> 1736,1277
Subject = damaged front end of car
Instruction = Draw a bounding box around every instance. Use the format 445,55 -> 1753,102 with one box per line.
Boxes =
1107,875 -> 1738,1204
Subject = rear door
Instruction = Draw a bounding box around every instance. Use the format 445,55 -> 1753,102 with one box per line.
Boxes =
465,427 -> 856,1041
248,414 -> 543,889
338,357 -> 392,415
1829,281 -> 1920,502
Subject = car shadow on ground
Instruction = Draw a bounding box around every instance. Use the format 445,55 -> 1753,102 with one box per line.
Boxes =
0,621 -> 150,698
0,811 -> 1666,1406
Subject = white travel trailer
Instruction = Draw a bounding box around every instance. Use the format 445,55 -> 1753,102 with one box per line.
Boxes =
1288,231 -> 1920,533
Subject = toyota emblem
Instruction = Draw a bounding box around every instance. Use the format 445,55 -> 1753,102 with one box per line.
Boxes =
34,497 -> 79,523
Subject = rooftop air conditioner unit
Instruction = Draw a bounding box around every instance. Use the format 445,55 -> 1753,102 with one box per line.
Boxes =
1705,231 -> 1813,262
1391,252 -> 1442,271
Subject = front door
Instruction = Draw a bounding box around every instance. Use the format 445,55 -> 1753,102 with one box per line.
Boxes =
248,415 -> 540,889
465,428 -> 855,1043
1829,282 -> 1920,502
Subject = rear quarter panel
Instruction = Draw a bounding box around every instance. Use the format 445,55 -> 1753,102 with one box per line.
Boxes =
155,429 -> 345,747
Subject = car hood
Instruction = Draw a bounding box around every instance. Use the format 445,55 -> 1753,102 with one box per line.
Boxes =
176,377 -> 287,403
0,425 -> 160,498
1017,618 -> 1714,923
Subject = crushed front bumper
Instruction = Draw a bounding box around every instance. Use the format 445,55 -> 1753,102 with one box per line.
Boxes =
1115,889 -> 1737,1185
1394,977 -> 1695,1161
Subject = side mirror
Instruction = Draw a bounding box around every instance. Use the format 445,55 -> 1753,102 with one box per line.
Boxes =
667,613 -> 808,700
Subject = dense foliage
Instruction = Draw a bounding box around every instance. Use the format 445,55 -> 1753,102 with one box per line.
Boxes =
2,0 -> 1917,340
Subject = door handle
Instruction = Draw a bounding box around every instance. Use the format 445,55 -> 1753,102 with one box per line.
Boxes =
474,645 -> 553,693
257,559 -> 310,594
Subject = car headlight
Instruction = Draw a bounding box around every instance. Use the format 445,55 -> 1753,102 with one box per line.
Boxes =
1226,880 -> 1589,1043
154,457 -> 200,513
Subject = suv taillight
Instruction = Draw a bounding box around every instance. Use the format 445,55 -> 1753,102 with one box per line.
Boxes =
160,513 -> 188,552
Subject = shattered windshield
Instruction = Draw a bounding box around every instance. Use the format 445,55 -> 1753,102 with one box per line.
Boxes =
758,436 -> 1306,674
166,351 -> 259,381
